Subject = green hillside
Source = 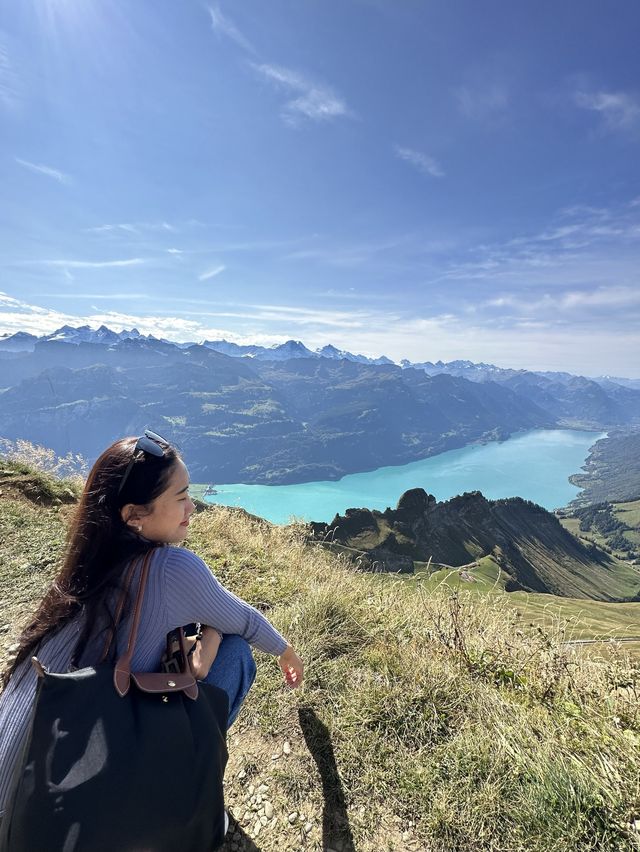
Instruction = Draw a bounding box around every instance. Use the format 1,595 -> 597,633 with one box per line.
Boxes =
408,555 -> 640,641
1,463 -> 639,851
311,488 -> 640,602
561,499 -> 640,562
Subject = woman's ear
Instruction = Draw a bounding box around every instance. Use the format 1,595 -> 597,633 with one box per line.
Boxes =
121,504 -> 144,533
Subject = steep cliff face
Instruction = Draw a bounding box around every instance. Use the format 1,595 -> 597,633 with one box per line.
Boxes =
310,488 -> 640,602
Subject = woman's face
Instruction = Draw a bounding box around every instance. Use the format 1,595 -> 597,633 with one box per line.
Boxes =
134,459 -> 196,543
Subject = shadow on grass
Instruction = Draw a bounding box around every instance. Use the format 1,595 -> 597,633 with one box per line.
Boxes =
298,706 -> 356,852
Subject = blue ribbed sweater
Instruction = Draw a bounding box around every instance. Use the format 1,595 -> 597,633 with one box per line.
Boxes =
0,546 -> 288,817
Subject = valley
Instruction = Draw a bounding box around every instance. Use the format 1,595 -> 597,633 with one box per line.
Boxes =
1,327 -> 639,488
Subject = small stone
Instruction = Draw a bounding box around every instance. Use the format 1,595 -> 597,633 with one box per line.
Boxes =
260,815 -> 268,826
283,741 -> 291,755
271,753 -> 280,760
264,802 -> 274,819
253,818 -> 262,837
258,783 -> 269,793
288,812 -> 298,824
248,784 -> 255,795
255,793 -> 262,804
304,822 -> 312,834
237,769 -> 246,779
242,810 -> 252,824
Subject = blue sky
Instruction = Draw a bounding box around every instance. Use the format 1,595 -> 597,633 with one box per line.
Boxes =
1,0 -> 639,376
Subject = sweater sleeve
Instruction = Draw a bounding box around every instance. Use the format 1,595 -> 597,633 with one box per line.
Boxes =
163,547 -> 288,656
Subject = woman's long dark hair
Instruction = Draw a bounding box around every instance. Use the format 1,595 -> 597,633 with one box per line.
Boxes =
2,436 -> 180,685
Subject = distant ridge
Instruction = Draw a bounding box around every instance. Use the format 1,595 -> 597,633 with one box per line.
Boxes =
0,336 -> 555,482
0,324 -> 152,352
2,324 -> 638,387
0,326 -> 394,366
1,325 -> 639,489
309,487 -> 640,602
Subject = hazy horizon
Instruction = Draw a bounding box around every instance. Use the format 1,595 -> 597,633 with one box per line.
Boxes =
2,322 -> 640,381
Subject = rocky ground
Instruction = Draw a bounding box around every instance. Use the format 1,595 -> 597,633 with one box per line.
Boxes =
219,728 -> 425,852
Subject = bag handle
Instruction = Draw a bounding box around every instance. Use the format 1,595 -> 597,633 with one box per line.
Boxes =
98,557 -> 140,664
113,549 -> 154,697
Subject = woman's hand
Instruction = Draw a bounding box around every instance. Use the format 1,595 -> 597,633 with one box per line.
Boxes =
189,626 -> 223,680
278,645 -> 304,688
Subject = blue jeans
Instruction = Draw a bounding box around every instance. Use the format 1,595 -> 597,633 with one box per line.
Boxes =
201,635 -> 256,727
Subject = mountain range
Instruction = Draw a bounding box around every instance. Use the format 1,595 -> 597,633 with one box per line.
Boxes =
0,326 -> 393,365
1,325 -> 639,485
3,326 -> 639,389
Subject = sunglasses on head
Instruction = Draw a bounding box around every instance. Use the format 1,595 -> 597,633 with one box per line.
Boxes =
117,429 -> 170,496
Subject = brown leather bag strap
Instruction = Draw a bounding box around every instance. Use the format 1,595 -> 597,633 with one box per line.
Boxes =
113,549 -> 154,697
98,558 -> 139,664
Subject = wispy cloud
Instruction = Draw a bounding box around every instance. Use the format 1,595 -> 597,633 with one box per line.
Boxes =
40,292 -> 151,300
198,264 -> 226,281
455,83 -> 509,120
244,303 -> 388,329
252,63 -> 349,125
439,201 -> 640,286
0,35 -> 19,109
574,88 -> 640,134
485,286 -> 640,314
146,302 -> 391,332
86,221 -> 176,234
87,223 -> 139,234
39,258 -> 145,269
0,291 -> 28,309
15,158 -> 71,184
394,146 -> 445,178
283,234 -> 414,269
206,237 -> 309,253
208,5 -> 255,54
2,289 -> 638,377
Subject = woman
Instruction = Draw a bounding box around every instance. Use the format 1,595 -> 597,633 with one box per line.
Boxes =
0,431 -> 304,823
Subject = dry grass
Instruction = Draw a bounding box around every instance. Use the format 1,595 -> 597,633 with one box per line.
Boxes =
0,438 -> 87,490
1,460 -> 640,851
189,509 -> 640,852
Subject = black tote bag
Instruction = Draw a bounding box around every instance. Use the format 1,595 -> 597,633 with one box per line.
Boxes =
0,551 -> 229,852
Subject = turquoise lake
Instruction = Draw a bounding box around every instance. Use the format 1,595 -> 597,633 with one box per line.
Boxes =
204,429 -> 605,525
